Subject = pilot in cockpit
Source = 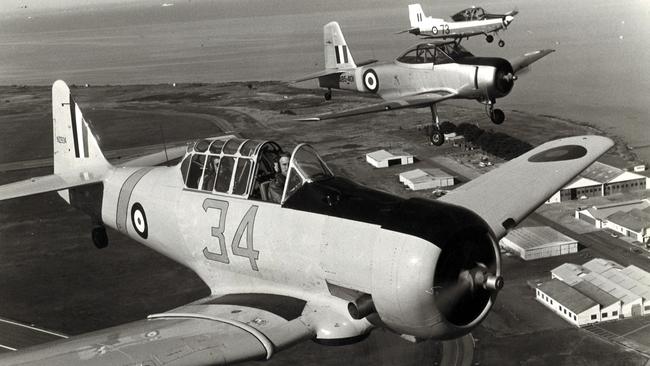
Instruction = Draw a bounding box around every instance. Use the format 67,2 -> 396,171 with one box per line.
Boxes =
268,153 -> 290,203
201,156 -> 220,191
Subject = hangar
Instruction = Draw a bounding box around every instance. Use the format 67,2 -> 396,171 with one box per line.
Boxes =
546,162 -> 649,203
575,199 -> 650,243
398,168 -> 454,191
537,258 -> 650,326
365,150 -> 413,168
499,226 -> 578,260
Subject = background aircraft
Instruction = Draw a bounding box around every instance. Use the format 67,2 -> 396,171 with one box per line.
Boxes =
0,81 -> 612,365
404,4 -> 518,47
296,22 -> 553,145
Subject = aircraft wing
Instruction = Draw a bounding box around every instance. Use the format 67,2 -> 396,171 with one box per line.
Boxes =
297,90 -> 457,121
510,49 -> 555,74
0,300 -> 314,365
440,135 -> 613,239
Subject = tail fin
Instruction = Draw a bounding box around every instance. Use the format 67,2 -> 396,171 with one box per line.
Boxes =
52,80 -> 110,177
0,81 -> 110,201
323,21 -> 356,70
409,3 -> 426,28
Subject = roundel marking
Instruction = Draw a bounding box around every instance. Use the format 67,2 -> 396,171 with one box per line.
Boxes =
363,69 -> 379,93
131,202 -> 148,239
528,145 -> 588,163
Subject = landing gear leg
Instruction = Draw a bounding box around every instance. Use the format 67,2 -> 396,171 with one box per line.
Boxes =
486,101 -> 505,125
324,88 -> 332,101
486,34 -> 494,43
92,225 -> 108,249
429,104 -> 445,146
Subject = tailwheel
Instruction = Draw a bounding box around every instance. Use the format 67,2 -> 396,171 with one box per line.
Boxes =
486,35 -> 494,43
498,39 -> 505,47
92,225 -> 108,249
324,89 -> 332,101
430,129 -> 445,146
490,108 -> 505,125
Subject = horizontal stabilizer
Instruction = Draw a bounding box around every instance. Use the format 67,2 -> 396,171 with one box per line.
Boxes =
440,135 -> 613,239
120,145 -> 187,167
0,173 -> 103,201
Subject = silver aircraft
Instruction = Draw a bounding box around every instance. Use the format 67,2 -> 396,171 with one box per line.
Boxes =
404,4 -> 519,47
0,81 -> 612,365
296,22 -> 553,145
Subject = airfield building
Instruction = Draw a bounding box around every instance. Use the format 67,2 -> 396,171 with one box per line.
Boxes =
499,226 -> 578,260
535,258 -> 650,326
398,168 -> 454,191
575,199 -> 650,243
546,162 -> 649,203
365,150 -> 414,168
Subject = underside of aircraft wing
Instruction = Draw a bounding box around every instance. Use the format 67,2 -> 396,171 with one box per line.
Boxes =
440,135 -> 613,239
0,299 -> 314,365
510,49 -> 555,74
293,69 -> 346,83
298,90 -> 457,121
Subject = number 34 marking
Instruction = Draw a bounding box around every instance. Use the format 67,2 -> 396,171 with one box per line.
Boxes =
202,198 -> 260,271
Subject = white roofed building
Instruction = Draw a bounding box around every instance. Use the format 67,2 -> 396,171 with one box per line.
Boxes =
535,279 -> 600,327
575,199 -> 650,243
365,150 -> 413,168
399,168 -> 454,191
546,162 -> 648,203
549,259 -> 650,320
499,226 -> 578,260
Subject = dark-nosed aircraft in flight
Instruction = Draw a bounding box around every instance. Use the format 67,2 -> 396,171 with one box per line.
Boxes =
404,4 -> 519,47
296,22 -> 553,145
0,81 -> 612,365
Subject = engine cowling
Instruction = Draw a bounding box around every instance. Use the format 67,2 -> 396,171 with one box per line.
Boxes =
460,57 -> 515,100
370,198 -> 502,340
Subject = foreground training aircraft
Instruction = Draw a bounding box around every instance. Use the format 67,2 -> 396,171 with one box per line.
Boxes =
404,4 -> 519,47
0,81 -> 612,365
296,22 -> 553,145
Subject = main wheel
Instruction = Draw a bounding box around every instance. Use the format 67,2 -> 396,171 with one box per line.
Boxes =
490,109 -> 505,125
92,226 -> 108,249
486,35 -> 494,43
498,39 -> 505,47
430,130 -> 445,146
324,90 -> 332,101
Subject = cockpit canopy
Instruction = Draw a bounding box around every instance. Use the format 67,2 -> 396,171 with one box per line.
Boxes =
396,42 -> 474,65
451,7 -> 487,21
179,136 -> 333,204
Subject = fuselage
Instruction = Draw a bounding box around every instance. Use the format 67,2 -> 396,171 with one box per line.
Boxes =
319,42 -> 514,103
91,137 -> 500,340
416,18 -> 509,39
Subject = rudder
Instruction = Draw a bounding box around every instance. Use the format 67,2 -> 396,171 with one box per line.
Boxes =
409,3 -> 426,28
52,80 -> 110,178
323,21 -> 356,70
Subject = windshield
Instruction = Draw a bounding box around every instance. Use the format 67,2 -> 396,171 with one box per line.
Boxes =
396,44 -> 456,65
451,7 -> 486,21
282,144 -> 333,204
293,146 -> 333,182
438,42 -> 473,60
